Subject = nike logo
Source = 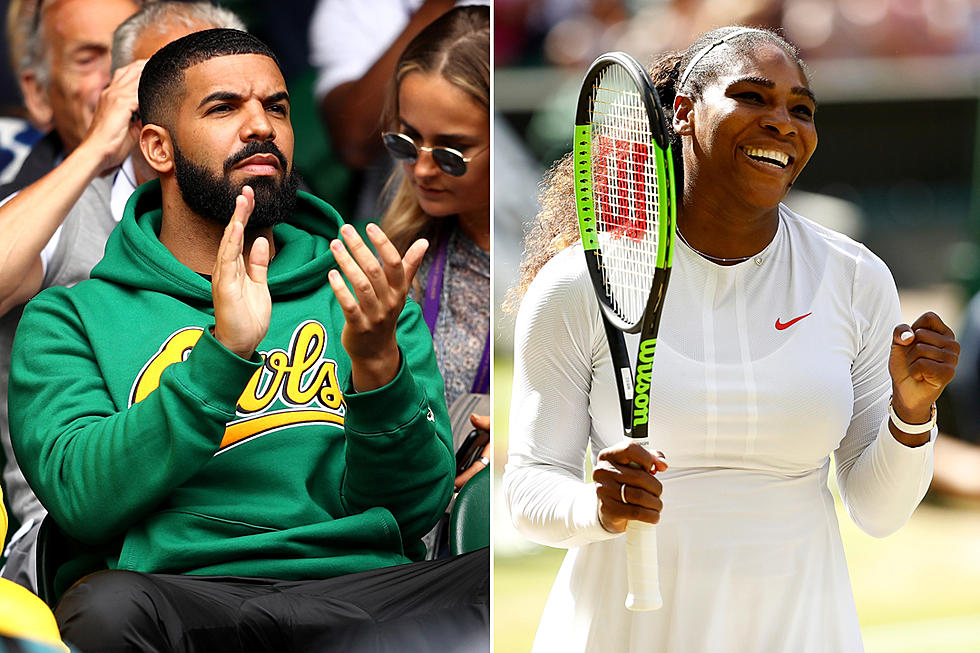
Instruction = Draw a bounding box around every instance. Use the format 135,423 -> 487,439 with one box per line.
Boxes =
775,313 -> 812,330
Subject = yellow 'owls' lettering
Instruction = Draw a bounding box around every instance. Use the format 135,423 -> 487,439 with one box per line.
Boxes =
129,322 -> 345,453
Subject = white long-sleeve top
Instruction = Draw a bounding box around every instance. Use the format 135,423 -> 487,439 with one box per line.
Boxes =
503,204 -> 936,653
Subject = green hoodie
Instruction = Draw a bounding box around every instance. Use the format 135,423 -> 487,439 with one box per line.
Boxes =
9,181 -> 453,584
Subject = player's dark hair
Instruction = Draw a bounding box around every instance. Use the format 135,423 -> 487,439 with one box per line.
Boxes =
648,26 -> 809,189
138,28 -> 280,128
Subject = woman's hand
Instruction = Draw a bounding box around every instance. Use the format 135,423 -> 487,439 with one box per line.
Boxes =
454,413 -> 490,490
593,440 -> 668,533
888,311 -> 960,446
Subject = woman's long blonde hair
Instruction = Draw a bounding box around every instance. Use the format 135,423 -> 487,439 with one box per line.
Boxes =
380,6 -> 490,254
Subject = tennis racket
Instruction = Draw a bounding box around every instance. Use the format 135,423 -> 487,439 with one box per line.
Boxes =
573,51 -> 676,611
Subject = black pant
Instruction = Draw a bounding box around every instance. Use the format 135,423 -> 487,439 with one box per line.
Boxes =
55,548 -> 489,653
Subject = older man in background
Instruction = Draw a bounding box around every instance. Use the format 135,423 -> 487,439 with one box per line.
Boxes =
0,0 -> 246,593
1,0 -> 142,196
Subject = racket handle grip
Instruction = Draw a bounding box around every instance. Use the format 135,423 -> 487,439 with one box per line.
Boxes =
625,519 -> 662,611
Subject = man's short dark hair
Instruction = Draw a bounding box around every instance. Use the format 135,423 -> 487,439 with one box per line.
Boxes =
138,28 -> 280,128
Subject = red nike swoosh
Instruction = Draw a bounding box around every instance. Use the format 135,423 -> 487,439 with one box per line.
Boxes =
775,313 -> 812,330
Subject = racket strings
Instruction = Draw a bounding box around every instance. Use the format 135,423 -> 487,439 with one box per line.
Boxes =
589,64 -> 662,326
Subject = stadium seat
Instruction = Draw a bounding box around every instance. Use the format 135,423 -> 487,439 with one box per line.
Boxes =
34,516 -> 105,610
449,465 -> 490,555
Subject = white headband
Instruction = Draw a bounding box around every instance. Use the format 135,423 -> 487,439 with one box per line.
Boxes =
677,27 -> 761,88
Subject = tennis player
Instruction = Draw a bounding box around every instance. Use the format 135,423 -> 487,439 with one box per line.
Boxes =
503,25 -> 959,653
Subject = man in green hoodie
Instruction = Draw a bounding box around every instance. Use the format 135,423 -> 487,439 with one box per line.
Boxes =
8,28 -> 488,652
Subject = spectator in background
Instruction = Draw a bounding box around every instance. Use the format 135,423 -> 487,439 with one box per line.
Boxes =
0,0 -> 142,198
0,0 -> 140,587
0,0 -> 42,187
0,0 -> 246,593
308,0 -> 488,220
380,5 -> 490,494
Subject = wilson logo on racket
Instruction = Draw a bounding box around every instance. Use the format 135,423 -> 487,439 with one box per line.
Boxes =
594,135 -> 652,242
631,338 -> 657,426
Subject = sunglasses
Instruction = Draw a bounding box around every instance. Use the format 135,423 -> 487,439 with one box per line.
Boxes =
381,132 -> 487,177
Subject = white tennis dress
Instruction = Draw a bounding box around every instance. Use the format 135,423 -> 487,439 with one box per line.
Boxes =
503,204 -> 935,653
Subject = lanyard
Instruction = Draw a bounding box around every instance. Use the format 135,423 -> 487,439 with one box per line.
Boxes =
471,331 -> 490,395
421,228 -> 490,395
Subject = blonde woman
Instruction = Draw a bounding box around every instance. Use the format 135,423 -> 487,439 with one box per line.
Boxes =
380,5 -> 490,491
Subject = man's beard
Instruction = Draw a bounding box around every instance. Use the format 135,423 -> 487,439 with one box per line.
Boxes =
173,139 -> 300,229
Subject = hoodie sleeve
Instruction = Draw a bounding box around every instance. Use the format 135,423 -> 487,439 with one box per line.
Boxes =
339,298 -> 454,547
8,290 -> 262,545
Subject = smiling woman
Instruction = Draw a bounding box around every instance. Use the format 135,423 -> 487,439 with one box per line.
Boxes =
502,25 -> 961,653
672,35 -> 818,256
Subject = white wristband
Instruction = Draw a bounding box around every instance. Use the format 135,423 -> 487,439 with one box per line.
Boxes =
888,401 -> 937,434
